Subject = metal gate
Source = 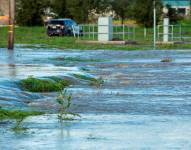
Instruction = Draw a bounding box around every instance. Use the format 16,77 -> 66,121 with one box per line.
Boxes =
157,25 -> 191,42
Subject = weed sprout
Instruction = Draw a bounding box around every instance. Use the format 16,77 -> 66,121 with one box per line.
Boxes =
56,89 -> 80,121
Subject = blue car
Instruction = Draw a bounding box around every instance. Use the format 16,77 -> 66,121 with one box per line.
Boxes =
47,19 -> 83,37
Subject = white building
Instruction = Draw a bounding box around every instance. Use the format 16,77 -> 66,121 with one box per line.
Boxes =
162,0 -> 190,15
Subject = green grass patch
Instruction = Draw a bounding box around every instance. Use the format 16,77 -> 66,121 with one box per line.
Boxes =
19,76 -> 71,92
1,26 -> 191,50
0,26 -> 150,50
73,74 -> 104,88
51,57 -> 103,62
80,67 -> 90,71
0,108 -> 43,132
0,109 -> 42,120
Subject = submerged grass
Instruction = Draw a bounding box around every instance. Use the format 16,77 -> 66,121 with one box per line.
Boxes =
0,108 -> 43,131
73,74 -> 104,88
80,67 -> 91,71
0,109 -> 42,120
51,57 -> 103,62
161,57 -> 173,63
19,76 -> 71,92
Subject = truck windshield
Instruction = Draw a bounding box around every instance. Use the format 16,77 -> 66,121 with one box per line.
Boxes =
49,20 -> 64,25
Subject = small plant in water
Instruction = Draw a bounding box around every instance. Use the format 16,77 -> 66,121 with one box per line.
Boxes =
73,74 -> 104,88
0,108 -> 42,132
12,115 -> 28,132
12,111 -> 43,132
56,89 -> 80,121
90,77 -> 104,88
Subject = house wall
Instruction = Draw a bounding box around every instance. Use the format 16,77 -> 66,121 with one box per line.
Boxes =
163,0 -> 190,6
162,0 -> 190,15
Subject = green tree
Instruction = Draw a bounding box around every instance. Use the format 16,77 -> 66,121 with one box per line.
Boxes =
51,0 -> 111,23
16,0 -> 50,26
66,0 -> 94,23
132,0 -> 162,27
51,0 -> 71,18
92,0 -> 112,14
111,0 -> 132,24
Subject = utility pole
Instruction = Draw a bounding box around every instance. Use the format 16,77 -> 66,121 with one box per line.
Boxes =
8,0 -> 15,50
153,0 -> 156,50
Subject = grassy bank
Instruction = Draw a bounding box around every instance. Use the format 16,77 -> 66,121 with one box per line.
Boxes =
0,26 -> 191,50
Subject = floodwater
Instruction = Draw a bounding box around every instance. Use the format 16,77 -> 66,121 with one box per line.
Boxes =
0,46 -> 191,149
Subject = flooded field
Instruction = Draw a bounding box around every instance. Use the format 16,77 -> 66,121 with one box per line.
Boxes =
0,46 -> 191,149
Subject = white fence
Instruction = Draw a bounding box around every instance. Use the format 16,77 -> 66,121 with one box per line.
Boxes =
157,25 -> 191,42
78,24 -> 136,41
76,24 -> 191,43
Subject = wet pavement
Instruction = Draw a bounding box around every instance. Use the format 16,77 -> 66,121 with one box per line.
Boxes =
0,46 -> 191,149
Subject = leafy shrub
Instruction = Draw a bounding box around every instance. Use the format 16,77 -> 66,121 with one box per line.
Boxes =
19,76 -> 71,92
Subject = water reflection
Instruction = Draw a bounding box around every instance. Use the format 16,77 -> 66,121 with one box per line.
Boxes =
7,50 -> 17,78
59,121 -> 71,139
0,49 -> 17,79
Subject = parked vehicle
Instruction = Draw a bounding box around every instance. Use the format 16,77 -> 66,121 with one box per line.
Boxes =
46,19 -> 83,37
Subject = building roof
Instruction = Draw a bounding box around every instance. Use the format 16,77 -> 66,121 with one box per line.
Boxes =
162,0 -> 190,7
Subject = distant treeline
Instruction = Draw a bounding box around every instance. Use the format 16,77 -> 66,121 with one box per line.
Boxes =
16,0 -> 164,27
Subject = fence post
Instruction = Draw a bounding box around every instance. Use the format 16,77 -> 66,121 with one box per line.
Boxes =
157,25 -> 160,41
179,25 -> 182,41
128,26 -> 130,40
171,25 -> 174,41
123,24 -> 125,40
163,18 -> 169,42
78,25 -> 80,40
144,28 -> 147,39
93,25 -> 95,40
89,25 -> 91,39
72,25 -> 75,38
81,25 -> 84,40
116,25 -> 118,39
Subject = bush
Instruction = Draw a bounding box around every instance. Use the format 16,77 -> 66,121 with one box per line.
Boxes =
19,76 -> 71,92
16,0 -> 49,26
